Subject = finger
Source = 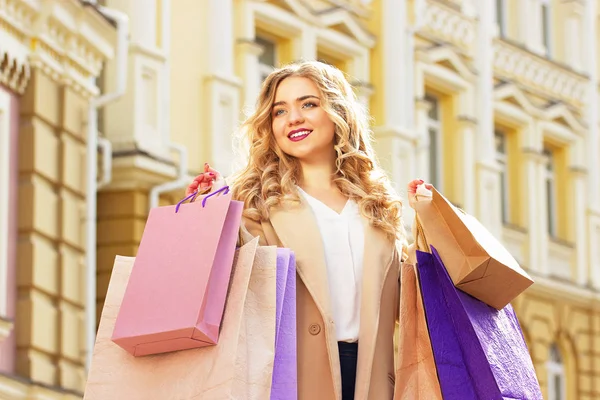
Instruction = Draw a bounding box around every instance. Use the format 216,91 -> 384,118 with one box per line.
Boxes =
192,174 -> 206,184
206,167 -> 221,179
185,182 -> 198,196
408,180 -> 422,193
194,173 -> 214,185
199,181 -> 213,191
425,184 -> 433,190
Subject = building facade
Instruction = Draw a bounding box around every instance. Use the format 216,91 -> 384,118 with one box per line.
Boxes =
0,0 -> 117,398
2,0 -> 600,399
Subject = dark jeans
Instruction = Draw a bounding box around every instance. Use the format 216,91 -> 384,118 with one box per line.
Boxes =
338,342 -> 358,400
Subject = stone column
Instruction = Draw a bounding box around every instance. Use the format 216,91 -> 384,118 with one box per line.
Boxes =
521,147 -> 543,274
414,96 -> 431,186
202,0 -> 242,175
17,69 -> 91,392
570,165 -> 588,285
368,0 -> 415,198
456,117 -> 477,215
235,39 -> 263,116
13,1 -> 114,392
103,0 -> 168,156
295,26 -> 317,61
473,0 -> 502,237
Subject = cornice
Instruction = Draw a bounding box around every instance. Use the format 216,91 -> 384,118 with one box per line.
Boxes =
0,0 -> 116,98
494,38 -> 588,107
418,0 -> 476,56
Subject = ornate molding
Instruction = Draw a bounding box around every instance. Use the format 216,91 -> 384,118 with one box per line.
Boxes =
494,39 -> 588,107
302,0 -> 372,18
0,0 -> 116,98
29,0 -> 116,98
419,0 -> 476,55
0,0 -> 35,93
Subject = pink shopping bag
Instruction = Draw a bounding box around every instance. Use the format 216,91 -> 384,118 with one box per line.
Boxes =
111,186 -> 243,356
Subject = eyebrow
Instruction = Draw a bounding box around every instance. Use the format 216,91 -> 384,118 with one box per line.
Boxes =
272,95 -> 320,108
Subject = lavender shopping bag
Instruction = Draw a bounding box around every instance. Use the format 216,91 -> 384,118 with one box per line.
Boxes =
416,246 -> 542,400
271,249 -> 298,399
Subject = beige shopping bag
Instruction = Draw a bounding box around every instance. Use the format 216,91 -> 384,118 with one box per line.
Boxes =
394,260 -> 443,400
413,187 -> 533,309
84,237 -> 277,400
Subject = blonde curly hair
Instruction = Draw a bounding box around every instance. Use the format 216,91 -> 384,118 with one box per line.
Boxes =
230,60 -> 407,247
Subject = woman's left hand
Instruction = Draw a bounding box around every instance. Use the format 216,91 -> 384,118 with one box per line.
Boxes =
407,179 -> 433,209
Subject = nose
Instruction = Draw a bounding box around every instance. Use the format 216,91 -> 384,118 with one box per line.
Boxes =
287,106 -> 304,126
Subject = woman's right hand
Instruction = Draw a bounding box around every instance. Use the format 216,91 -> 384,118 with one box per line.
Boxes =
185,163 -> 222,196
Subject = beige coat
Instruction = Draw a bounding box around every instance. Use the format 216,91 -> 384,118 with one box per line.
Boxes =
242,196 -> 406,400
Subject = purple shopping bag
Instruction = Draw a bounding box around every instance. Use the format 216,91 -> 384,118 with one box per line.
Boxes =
417,246 -> 542,400
271,249 -> 297,399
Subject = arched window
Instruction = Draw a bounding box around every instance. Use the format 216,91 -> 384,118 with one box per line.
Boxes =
547,344 -> 566,400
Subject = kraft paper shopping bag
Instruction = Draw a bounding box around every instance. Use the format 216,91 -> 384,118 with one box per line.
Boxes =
413,187 -> 533,309
394,260 -> 443,400
85,238 -> 278,400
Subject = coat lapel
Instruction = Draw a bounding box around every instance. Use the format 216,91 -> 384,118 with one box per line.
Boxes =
355,215 -> 395,399
268,197 -> 334,323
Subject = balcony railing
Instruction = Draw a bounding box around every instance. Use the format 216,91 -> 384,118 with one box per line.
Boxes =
419,0 -> 476,56
494,39 -> 589,106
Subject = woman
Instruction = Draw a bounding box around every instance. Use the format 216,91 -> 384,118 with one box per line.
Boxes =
186,61 -> 430,400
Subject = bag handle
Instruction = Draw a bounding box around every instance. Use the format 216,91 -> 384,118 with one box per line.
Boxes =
414,193 -> 430,253
415,217 -> 430,253
175,186 -> 230,213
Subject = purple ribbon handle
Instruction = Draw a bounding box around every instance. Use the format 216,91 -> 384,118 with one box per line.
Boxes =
175,186 -> 230,213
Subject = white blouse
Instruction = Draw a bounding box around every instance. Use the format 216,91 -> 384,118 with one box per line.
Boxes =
297,187 -> 365,343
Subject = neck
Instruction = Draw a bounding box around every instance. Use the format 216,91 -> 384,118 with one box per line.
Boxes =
298,159 -> 337,190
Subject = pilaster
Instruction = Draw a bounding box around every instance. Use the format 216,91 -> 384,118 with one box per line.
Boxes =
17,68 -> 91,393
102,0 -> 170,159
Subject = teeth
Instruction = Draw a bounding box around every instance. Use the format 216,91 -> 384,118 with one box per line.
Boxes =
290,130 -> 310,138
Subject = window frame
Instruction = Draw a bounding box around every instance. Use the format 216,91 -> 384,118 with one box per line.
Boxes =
547,344 -> 567,400
255,35 -> 277,84
496,0 -> 508,37
543,147 -> 558,238
541,0 -> 552,57
425,94 -> 443,191
495,130 -> 510,224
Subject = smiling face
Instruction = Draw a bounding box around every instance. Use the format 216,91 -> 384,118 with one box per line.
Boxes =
271,76 -> 337,164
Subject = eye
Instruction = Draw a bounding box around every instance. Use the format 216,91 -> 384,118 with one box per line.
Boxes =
273,109 -> 286,117
302,102 -> 317,109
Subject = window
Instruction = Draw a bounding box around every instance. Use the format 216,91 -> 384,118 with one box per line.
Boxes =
495,131 -> 510,224
547,344 -> 566,400
541,0 -> 552,57
425,95 -> 442,190
496,0 -> 507,37
565,13 -> 583,71
256,36 -> 277,84
543,147 -> 557,238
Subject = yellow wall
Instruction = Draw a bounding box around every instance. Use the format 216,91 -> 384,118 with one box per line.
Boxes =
4,1 -> 600,399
